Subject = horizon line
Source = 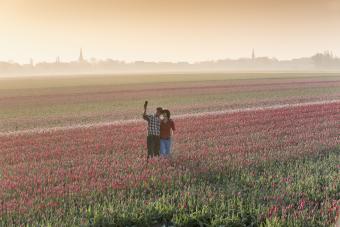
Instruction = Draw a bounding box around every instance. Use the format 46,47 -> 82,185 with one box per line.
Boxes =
1,49 -> 338,65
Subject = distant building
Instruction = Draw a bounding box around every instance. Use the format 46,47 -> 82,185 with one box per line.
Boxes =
252,49 -> 256,61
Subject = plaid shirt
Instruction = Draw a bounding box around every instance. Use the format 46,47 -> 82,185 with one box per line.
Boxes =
144,114 -> 160,136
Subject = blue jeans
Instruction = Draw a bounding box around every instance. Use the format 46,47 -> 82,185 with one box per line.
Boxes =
160,138 -> 172,156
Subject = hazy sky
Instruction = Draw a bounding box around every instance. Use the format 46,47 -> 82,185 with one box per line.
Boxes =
0,0 -> 340,63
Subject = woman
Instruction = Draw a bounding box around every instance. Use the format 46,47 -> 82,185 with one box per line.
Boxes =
160,109 -> 175,157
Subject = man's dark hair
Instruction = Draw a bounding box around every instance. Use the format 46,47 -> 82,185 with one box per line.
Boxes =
157,107 -> 163,112
162,109 -> 171,118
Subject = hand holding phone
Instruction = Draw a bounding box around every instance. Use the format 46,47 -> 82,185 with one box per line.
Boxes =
144,101 -> 148,110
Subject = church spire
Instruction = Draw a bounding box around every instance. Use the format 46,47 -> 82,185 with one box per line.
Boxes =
79,48 -> 84,62
252,48 -> 255,60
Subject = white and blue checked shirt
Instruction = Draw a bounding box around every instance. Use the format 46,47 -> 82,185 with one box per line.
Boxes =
144,114 -> 160,136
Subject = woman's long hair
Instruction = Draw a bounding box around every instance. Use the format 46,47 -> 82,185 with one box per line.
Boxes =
162,109 -> 171,119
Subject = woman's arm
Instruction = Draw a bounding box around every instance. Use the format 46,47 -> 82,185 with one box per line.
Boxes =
171,120 -> 175,131
170,120 -> 175,136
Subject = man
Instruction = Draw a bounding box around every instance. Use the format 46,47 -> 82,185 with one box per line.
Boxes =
143,101 -> 162,160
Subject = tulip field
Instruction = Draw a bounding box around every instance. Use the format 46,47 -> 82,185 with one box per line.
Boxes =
0,73 -> 339,226
1,73 -> 340,132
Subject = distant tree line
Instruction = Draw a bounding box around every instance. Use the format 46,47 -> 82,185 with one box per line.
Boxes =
0,52 -> 340,76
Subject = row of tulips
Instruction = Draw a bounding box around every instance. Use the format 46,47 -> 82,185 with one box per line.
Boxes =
0,102 -> 339,226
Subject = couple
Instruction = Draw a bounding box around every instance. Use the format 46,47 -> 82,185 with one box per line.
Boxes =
142,101 -> 175,159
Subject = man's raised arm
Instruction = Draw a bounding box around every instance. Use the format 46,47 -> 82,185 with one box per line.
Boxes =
143,101 -> 149,121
